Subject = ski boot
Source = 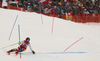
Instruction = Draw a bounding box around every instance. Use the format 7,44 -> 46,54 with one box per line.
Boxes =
15,51 -> 19,55
7,51 -> 10,55
7,49 -> 15,55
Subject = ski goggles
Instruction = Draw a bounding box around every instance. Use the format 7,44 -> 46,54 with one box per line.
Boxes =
26,40 -> 30,42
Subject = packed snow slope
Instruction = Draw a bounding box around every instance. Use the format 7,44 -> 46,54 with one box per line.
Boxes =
0,8 -> 100,61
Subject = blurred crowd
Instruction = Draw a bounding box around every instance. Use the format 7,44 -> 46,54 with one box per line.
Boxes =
7,0 -> 100,16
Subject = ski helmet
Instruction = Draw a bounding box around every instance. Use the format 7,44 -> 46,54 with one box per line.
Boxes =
26,37 -> 30,42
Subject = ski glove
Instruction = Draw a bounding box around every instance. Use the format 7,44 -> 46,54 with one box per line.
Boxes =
32,51 -> 35,54
18,41 -> 21,45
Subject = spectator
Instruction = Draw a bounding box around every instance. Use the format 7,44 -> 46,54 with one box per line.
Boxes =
23,1 -> 28,10
18,0 -> 23,8
7,0 -> 100,15
27,2 -> 31,11
43,8 -> 51,15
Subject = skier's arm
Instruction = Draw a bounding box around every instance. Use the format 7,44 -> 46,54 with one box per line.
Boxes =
28,44 -> 35,54
28,44 -> 33,51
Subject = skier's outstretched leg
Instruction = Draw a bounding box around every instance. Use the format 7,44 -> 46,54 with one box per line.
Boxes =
7,49 -> 16,55
15,48 -> 25,55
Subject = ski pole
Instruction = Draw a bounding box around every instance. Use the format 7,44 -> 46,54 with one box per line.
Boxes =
0,43 -> 17,50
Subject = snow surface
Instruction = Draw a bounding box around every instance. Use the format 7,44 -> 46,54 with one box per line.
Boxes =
0,8 -> 100,61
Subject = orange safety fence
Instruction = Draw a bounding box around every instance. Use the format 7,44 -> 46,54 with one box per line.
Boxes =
0,2 -> 100,23
72,14 -> 100,23
7,4 -> 25,11
0,2 -> 2,8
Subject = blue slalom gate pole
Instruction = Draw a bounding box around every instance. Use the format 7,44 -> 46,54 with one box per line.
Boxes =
9,15 -> 18,40
18,24 -> 21,58
41,13 -> 43,24
39,3 -> 43,24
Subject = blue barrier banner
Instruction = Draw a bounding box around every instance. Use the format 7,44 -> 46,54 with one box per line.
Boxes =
0,0 -> 2,2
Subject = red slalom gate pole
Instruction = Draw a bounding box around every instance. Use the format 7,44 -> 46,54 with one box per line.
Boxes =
51,10 -> 55,34
64,37 -> 83,52
51,16 -> 54,34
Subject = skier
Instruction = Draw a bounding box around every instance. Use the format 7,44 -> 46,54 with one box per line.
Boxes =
7,37 -> 35,55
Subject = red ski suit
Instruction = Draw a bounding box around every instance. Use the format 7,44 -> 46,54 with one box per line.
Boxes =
16,40 -> 33,52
